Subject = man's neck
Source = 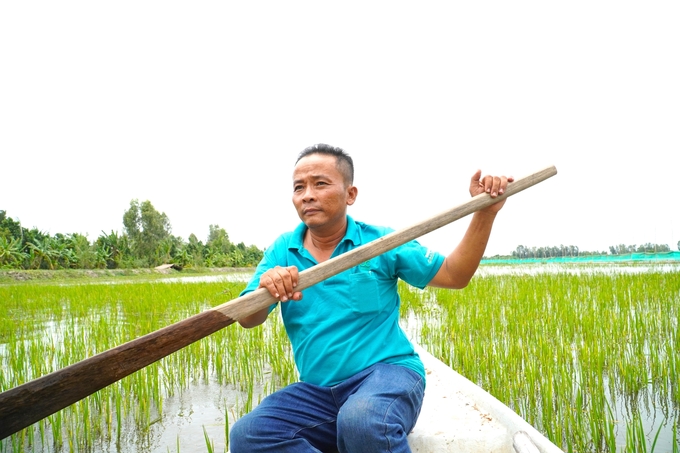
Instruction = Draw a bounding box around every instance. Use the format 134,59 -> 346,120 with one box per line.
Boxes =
305,220 -> 347,262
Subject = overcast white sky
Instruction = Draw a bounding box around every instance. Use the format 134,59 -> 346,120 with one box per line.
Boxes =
1,1 -> 679,257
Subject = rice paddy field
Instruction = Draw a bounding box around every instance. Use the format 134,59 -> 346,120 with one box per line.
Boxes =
1,263 -> 679,452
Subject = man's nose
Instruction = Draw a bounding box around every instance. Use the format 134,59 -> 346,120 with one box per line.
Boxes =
302,187 -> 316,201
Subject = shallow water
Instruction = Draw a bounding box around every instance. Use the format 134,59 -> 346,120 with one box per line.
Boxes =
159,272 -> 253,284
2,263 -> 678,452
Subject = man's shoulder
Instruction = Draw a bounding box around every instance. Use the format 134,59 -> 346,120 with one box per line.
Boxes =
352,219 -> 394,239
269,226 -> 301,251
268,229 -> 300,250
353,218 -> 441,260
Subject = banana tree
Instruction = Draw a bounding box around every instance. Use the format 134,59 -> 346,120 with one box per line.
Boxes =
0,237 -> 27,268
95,231 -> 129,269
27,237 -> 58,270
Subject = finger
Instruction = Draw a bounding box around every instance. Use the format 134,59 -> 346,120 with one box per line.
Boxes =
482,175 -> 495,195
272,267 -> 296,301
470,169 -> 482,185
259,272 -> 280,299
286,266 -> 299,290
261,267 -> 294,301
278,266 -> 299,301
498,175 -> 513,195
491,176 -> 503,197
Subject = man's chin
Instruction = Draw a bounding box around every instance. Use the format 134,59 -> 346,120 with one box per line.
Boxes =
302,216 -> 328,230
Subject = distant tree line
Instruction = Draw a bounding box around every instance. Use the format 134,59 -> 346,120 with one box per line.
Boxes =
607,243 -> 672,255
509,242 -> 675,260
512,244 -> 589,259
0,200 -> 264,270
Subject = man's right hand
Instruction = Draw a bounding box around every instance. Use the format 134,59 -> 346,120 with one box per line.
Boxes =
260,265 -> 303,302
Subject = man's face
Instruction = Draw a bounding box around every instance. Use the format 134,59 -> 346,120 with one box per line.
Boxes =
292,154 -> 357,231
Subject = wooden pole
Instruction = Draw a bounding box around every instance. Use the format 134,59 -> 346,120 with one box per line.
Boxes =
0,165 -> 557,439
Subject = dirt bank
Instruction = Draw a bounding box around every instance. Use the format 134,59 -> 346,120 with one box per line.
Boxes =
0,267 -> 254,283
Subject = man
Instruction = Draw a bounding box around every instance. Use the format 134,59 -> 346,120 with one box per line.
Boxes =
230,144 -> 512,453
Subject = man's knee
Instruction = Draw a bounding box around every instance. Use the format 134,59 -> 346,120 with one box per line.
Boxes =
229,413 -> 274,452
337,405 -> 411,453
228,416 -> 252,453
337,397 -> 398,446
337,396 -> 376,432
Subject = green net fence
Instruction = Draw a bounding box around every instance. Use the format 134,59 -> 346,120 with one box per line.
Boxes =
482,251 -> 680,264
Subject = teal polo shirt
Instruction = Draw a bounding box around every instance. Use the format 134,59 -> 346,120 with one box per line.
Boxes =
240,215 -> 445,387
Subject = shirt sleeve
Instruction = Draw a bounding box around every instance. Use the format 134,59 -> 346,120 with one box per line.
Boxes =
393,239 -> 445,289
239,234 -> 288,299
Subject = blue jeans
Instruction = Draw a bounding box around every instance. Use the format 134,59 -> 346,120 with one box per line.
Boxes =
229,363 -> 424,453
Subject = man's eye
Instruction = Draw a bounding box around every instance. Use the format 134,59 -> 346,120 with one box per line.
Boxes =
294,185 -> 303,192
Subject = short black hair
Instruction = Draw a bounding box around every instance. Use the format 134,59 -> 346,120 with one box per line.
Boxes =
296,143 -> 354,185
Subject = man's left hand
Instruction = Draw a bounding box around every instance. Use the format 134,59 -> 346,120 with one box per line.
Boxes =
469,170 -> 514,214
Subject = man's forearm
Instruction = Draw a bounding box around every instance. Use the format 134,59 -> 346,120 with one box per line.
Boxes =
430,210 -> 497,289
238,307 -> 270,328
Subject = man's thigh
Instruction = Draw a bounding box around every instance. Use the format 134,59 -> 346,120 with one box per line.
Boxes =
335,364 -> 424,453
230,382 -> 339,453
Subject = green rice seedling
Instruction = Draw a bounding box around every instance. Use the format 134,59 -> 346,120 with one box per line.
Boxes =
203,426 -> 214,453
2,266 -> 678,452
624,410 -> 647,453
403,266 -> 680,452
1,274 -> 299,451
650,419 -> 666,452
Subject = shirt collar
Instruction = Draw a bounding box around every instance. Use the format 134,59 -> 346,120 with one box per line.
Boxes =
290,215 -> 361,252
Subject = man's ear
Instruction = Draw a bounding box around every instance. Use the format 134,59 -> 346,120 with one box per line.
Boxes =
346,185 -> 358,206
